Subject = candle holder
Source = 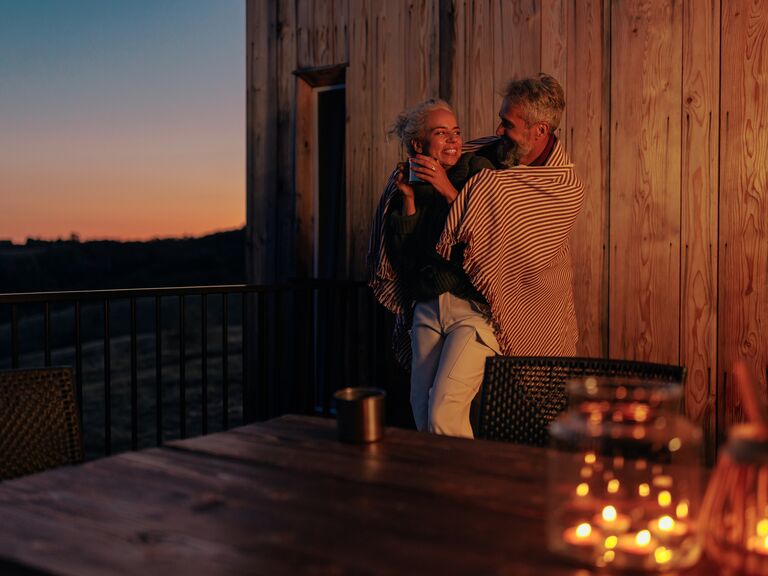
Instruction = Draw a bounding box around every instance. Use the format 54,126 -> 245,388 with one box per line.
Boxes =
700,424 -> 768,574
547,375 -> 704,571
700,361 -> 768,575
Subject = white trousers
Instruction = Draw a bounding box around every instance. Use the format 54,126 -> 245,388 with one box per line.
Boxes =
410,292 -> 500,438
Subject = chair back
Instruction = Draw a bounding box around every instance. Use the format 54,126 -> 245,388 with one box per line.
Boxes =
477,356 -> 685,446
0,367 -> 83,480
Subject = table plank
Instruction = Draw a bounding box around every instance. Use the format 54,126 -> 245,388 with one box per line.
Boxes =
0,415 -> 715,575
167,415 -> 550,518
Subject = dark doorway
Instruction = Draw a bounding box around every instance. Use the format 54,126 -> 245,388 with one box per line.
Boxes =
314,85 -> 346,279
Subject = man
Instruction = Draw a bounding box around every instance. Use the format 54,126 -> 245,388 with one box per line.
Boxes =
439,73 -> 584,358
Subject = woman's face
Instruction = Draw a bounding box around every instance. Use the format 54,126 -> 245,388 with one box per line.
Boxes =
412,109 -> 462,168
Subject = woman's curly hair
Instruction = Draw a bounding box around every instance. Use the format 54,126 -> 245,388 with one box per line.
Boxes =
388,98 -> 455,156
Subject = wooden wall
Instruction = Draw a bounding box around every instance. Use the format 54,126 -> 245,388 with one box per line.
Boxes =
246,0 -> 768,450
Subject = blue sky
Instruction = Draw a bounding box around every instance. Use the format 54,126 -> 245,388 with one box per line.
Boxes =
0,0 -> 245,242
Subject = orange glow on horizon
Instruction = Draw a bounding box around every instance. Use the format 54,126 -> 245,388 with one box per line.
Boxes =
1,155 -> 245,244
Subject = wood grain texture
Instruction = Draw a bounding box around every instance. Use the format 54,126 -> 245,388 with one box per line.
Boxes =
681,0 -> 719,455
346,0 -> 374,279
295,79 -> 315,277
567,0 -> 608,358
276,0 -> 298,280
297,0 -> 329,67
450,0 -> 468,131
333,0 -> 349,63
609,0 -> 682,364
246,0 -> 277,283
492,0 -> 542,135
403,0 -> 440,107
541,0 -> 568,146
0,416 -> 719,575
718,0 -> 768,438
370,1 -> 406,255
466,0 -> 494,139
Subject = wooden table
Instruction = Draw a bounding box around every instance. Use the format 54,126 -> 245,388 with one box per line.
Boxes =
0,415 -> 715,575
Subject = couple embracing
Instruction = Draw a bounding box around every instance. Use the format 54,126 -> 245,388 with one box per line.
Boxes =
368,73 -> 585,439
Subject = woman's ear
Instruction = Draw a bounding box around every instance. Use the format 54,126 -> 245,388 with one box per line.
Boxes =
411,140 -> 423,154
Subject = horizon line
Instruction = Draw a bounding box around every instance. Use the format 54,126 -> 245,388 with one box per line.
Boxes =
1,223 -> 247,246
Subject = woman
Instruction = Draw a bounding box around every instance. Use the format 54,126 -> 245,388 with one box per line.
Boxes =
380,98 -> 499,438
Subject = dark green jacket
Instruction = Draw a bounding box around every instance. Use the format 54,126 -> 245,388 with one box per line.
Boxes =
385,152 -> 494,303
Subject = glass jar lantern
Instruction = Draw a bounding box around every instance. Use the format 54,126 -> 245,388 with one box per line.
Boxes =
547,375 -> 704,571
701,424 -> 768,575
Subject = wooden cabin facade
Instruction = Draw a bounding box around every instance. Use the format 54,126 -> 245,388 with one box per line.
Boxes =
246,0 -> 768,451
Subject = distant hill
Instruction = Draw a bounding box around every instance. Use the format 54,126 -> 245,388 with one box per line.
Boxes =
0,228 -> 245,293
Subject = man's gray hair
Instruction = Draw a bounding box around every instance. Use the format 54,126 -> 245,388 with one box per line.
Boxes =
502,73 -> 565,131
388,98 -> 455,156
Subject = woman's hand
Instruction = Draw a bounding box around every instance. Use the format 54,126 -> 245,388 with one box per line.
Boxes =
409,154 -> 459,203
395,162 -> 416,216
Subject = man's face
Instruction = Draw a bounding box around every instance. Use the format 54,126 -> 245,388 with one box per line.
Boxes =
495,101 -> 535,166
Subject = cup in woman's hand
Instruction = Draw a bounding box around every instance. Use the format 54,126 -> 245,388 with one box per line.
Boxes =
408,158 -> 423,183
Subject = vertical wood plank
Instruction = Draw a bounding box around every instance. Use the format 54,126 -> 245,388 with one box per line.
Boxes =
609,0 -> 682,364
718,0 -> 768,438
681,0 -> 719,456
296,0 -> 312,68
276,0 -> 298,280
439,0 -> 457,103
333,0 -> 349,63
295,79 -> 315,277
313,0 -> 333,66
403,0 -> 440,106
449,0 -> 468,125
246,0 -> 277,283
297,0 -> 341,68
541,0 -> 568,146
492,0 -> 541,134
567,0 -> 608,358
371,1 -> 406,211
346,0 -> 374,279
465,0 -> 494,138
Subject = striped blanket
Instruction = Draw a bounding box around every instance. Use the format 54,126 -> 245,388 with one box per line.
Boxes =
368,136 -> 584,368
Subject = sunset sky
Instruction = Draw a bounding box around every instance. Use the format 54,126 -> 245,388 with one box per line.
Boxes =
0,0 -> 245,244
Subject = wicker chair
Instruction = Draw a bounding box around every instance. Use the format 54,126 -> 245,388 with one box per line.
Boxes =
477,356 -> 685,446
0,367 -> 83,480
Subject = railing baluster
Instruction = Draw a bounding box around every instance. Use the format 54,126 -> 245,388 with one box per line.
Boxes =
201,294 -> 208,435
11,304 -> 19,368
179,295 -> 186,439
130,297 -> 138,450
44,302 -> 51,367
242,292 -> 250,423
222,293 -> 229,430
369,289 -> 378,388
257,292 -> 268,421
104,299 -> 112,456
304,284 -> 316,414
155,295 -> 163,446
75,301 -> 83,435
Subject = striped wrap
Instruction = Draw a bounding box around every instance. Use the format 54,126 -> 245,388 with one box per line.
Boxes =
368,136 -> 584,368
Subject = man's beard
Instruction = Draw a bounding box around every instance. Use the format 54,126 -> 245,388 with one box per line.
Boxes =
496,137 -> 531,168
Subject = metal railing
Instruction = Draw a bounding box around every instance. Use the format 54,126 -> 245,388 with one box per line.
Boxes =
0,281 -> 387,459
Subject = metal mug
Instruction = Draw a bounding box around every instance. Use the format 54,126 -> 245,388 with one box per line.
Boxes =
408,158 -> 423,183
333,387 -> 386,443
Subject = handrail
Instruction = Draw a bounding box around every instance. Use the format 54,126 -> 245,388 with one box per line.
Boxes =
0,279 -> 367,303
